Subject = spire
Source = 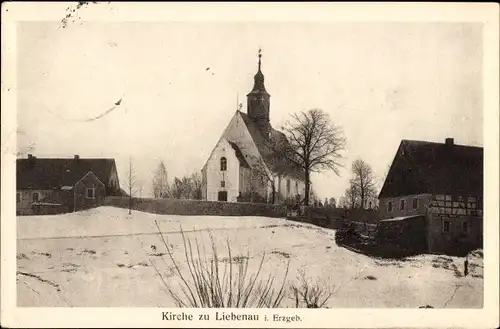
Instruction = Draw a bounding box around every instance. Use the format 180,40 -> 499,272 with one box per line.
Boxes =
258,48 -> 262,71
247,48 -> 271,124
249,48 -> 268,94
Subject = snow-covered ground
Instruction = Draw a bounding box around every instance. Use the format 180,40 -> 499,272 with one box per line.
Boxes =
16,206 -> 483,308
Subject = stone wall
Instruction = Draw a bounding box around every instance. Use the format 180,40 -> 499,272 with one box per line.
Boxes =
104,197 -> 287,218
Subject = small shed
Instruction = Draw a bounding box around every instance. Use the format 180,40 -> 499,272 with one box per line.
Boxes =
377,215 -> 427,255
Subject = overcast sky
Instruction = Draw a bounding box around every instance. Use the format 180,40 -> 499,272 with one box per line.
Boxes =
17,18 -> 483,200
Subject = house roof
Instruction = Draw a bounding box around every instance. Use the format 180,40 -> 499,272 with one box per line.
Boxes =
239,111 -> 304,180
227,141 -> 250,168
379,139 -> 483,199
17,157 -> 117,190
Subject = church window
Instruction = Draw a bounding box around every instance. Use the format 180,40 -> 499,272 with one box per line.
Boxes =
221,181 -> 225,188
220,157 -> 227,171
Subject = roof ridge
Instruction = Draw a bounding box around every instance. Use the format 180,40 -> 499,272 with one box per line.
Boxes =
402,139 -> 483,149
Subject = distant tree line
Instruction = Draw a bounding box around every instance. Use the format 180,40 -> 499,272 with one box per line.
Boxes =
151,161 -> 203,200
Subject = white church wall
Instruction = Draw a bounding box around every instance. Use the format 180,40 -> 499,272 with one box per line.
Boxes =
272,174 -> 305,203
205,138 -> 240,202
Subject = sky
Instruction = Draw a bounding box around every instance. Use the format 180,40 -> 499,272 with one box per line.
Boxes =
16,13 -> 483,200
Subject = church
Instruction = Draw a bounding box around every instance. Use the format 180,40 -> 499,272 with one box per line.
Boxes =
201,52 -> 306,203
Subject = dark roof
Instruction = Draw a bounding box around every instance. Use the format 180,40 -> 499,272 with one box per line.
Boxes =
17,157 -> 117,190
379,139 -> 483,198
239,112 -> 304,180
227,141 -> 250,168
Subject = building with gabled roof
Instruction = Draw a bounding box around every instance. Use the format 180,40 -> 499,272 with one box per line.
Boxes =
378,137 -> 483,255
201,52 -> 305,203
16,154 -> 122,215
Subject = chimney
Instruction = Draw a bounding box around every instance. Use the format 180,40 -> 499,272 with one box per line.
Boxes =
445,138 -> 454,146
27,154 -> 36,168
74,154 -> 80,161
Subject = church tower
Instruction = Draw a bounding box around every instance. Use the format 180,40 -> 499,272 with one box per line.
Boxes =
247,49 -> 271,125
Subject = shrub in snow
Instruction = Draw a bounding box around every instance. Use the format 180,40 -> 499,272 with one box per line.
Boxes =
151,221 -> 290,308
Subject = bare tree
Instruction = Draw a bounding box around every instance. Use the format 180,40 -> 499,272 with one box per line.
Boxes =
329,197 -> 336,208
349,159 -> 377,209
125,157 -> 139,214
248,156 -> 282,204
170,176 -> 194,199
152,160 -> 169,198
278,109 -> 346,206
190,172 -> 203,200
309,188 -> 319,206
170,177 -> 184,199
344,181 -> 359,209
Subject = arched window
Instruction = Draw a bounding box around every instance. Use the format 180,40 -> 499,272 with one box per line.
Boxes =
220,157 -> 227,171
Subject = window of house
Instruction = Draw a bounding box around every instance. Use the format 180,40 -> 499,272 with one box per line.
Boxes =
467,196 -> 477,215
295,181 -> 298,192
443,220 -> 450,233
86,187 -> 95,199
220,181 -> 225,188
286,179 -> 291,196
462,221 -> 469,234
220,157 -> 227,171
17,192 -> 21,204
445,195 -> 452,208
32,192 -> 39,203
387,201 -> 393,212
400,199 -> 405,211
412,197 -> 418,209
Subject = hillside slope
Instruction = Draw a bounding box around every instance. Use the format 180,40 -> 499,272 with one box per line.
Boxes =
16,206 -> 483,308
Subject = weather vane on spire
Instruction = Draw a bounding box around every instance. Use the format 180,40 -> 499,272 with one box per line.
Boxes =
258,48 -> 262,70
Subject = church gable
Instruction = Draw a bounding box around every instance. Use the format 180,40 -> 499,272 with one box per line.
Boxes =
221,111 -> 265,169
202,110 -> 263,173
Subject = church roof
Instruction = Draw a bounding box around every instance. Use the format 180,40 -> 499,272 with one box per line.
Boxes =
227,141 -> 250,168
239,111 -> 304,180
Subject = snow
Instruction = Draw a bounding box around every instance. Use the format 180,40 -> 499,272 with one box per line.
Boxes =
379,215 -> 423,222
16,206 -> 483,308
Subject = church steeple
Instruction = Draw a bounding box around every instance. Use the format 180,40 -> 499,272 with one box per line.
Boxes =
247,49 -> 270,123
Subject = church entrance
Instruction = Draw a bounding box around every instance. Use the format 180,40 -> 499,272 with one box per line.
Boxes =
218,191 -> 228,202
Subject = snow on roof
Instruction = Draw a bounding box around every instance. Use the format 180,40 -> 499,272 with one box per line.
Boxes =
61,186 -> 74,190
379,215 -> 424,222
32,202 -> 62,206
